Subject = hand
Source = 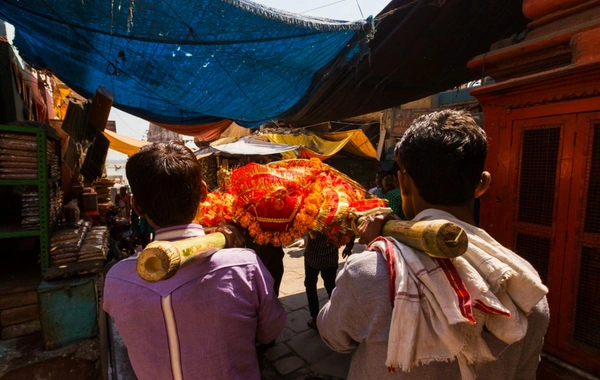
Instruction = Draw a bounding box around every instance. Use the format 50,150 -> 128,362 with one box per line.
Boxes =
357,213 -> 399,245
215,224 -> 246,248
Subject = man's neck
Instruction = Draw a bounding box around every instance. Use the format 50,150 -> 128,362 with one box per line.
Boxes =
416,200 -> 476,225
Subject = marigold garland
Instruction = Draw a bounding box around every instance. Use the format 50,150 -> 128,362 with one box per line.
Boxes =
198,192 -> 235,227
198,158 -> 387,247
234,191 -> 323,246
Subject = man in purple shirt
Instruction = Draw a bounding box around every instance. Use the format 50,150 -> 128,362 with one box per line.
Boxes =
103,142 -> 287,380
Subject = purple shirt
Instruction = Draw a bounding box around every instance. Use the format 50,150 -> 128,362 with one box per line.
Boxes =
103,224 -> 287,380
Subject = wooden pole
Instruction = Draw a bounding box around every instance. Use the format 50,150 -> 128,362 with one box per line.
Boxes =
136,233 -> 226,282
382,219 -> 467,259
136,219 -> 468,282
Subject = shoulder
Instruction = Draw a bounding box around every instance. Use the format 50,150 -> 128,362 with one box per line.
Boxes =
210,248 -> 262,268
106,257 -> 137,280
342,250 -> 388,280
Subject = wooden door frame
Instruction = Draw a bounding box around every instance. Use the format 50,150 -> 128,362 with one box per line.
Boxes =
507,114 -> 576,348
552,111 -> 600,373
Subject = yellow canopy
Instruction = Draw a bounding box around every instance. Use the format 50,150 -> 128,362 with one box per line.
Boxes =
103,129 -> 150,157
263,129 -> 376,160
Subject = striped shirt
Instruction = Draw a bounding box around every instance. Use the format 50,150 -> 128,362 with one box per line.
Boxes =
305,232 -> 339,269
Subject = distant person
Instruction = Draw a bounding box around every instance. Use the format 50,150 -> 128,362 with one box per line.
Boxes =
317,110 -> 549,379
131,203 -> 155,249
246,237 -> 285,297
114,186 -> 131,221
382,171 -> 405,219
303,232 -> 353,330
104,142 -> 286,380
368,171 -> 386,198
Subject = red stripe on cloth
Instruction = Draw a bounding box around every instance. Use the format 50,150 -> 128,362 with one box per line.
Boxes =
474,300 -> 511,317
368,237 -> 397,308
436,258 -> 476,324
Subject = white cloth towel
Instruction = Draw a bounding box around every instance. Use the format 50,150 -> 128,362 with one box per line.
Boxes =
368,209 -> 548,380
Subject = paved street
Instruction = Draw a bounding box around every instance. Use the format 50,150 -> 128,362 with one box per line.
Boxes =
258,240 -> 367,379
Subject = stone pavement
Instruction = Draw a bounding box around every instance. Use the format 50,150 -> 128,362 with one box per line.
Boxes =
258,240 -> 367,380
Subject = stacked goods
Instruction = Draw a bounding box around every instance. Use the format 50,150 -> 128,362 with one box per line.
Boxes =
19,186 -> 63,231
49,221 -> 90,265
78,226 -> 109,262
0,287 -> 40,340
21,190 -> 40,230
49,223 -> 109,266
81,187 -> 98,212
49,186 -> 64,229
199,155 -> 218,190
93,178 -> 115,223
0,132 -> 38,180
47,139 -> 60,179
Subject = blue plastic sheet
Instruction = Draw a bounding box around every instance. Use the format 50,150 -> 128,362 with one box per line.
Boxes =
1,0 -> 369,126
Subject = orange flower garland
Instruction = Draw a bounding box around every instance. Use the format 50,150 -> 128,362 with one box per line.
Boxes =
198,158 -> 387,247
198,192 -> 235,227
234,190 -> 323,246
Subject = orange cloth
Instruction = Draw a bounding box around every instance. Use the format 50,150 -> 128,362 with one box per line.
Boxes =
153,119 -> 233,138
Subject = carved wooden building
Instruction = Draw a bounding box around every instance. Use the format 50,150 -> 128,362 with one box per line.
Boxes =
468,0 -> 600,376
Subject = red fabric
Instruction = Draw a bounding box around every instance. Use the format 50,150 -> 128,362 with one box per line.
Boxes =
153,119 -> 233,138
367,237 -> 397,308
437,258 -> 475,324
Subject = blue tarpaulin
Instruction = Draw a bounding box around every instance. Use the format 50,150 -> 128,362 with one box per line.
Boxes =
1,0 -> 530,129
0,0 -> 370,126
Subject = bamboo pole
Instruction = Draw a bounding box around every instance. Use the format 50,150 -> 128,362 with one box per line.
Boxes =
381,219 -> 467,259
136,219 -> 468,282
136,233 -> 226,282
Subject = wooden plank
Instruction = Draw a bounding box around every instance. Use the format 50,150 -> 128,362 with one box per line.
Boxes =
0,290 -> 38,310
0,319 -> 40,340
87,86 -> 114,132
1,304 -> 40,326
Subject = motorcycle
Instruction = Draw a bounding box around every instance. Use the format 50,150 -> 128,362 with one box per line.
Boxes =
105,206 -> 136,260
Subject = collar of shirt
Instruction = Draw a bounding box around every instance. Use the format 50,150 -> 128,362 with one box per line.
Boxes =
154,224 -> 206,242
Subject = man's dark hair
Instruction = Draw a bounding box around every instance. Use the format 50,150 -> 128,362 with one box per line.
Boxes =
126,142 -> 204,227
394,109 -> 487,206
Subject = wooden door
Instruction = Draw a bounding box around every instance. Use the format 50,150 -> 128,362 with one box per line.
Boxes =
509,113 -> 600,375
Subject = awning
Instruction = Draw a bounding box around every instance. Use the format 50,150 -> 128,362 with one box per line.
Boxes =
103,129 -> 149,157
280,0 -> 528,125
1,0 -> 365,127
153,119 -> 233,139
263,129 -> 376,160
0,0 -> 527,129
196,136 -> 299,157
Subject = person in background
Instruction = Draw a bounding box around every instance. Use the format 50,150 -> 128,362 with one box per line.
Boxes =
303,232 -> 352,331
114,186 -> 131,221
103,142 -> 286,380
382,169 -> 405,219
368,171 -> 386,198
317,110 -> 549,380
131,203 -> 155,249
246,237 -> 285,297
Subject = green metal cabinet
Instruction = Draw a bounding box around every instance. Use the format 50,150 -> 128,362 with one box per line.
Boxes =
0,124 -> 61,273
37,275 -> 99,350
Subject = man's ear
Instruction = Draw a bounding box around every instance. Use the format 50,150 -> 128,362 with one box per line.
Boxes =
131,197 -> 145,217
474,171 -> 491,198
398,170 -> 411,197
200,180 -> 208,203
